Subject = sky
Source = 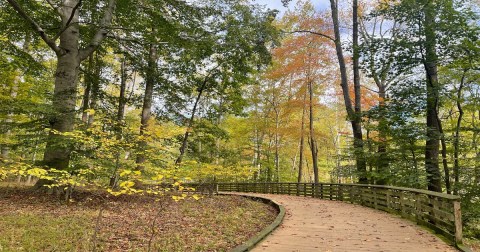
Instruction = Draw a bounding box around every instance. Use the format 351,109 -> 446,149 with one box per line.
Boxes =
254,0 -> 330,15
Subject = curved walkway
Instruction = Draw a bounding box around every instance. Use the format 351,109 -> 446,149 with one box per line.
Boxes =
237,193 -> 458,252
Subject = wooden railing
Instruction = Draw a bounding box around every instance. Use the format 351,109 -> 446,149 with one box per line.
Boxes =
209,182 -> 463,247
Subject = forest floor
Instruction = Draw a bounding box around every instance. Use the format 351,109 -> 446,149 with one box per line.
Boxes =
465,240 -> 480,251
0,185 -> 277,252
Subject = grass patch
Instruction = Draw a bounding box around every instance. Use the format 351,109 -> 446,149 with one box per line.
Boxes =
0,187 -> 277,252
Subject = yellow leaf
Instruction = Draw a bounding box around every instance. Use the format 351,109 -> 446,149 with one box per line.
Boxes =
119,170 -> 132,177
119,181 -> 135,188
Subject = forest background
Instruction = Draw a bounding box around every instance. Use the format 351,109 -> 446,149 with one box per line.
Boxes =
1,0 -> 480,240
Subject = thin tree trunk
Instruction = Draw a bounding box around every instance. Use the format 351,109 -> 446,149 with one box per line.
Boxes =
377,86 -> 389,185
175,77 -> 208,165
1,34 -> 30,162
473,109 -> 480,185
136,43 -> 157,170
352,0 -> 367,184
453,72 -> 465,194
1,77 -> 19,162
298,85 -> 307,185
87,53 -> 101,127
308,80 -> 319,184
353,0 -> 361,120
253,126 -> 260,181
111,56 -> 127,187
474,130 -> 480,185
423,0 -> 442,192
438,118 -> 451,194
81,55 -> 94,123
409,140 -> 420,187
274,109 -> 280,182
329,0 -> 367,183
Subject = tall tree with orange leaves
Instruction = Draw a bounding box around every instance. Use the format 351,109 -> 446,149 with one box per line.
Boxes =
267,1 -> 337,183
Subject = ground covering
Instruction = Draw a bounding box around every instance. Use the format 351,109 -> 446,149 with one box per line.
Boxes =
0,186 -> 277,251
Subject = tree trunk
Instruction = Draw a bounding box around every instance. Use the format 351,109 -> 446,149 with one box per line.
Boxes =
423,0 -> 442,192
81,55 -> 94,123
438,118 -> 451,194
452,72 -> 465,194
111,56 -> 127,187
308,81 -> 319,184
376,86 -> 389,185
329,0 -> 367,183
136,43 -> 157,170
6,0 -> 117,192
117,58 -> 127,126
42,3 -> 81,171
274,108 -> 280,182
474,129 -> 480,185
87,53 -> 101,127
1,77 -> 19,162
298,85 -> 307,185
1,34 -> 30,162
175,77 -> 208,165
353,0 -> 361,120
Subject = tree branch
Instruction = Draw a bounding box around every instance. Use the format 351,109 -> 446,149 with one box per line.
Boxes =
6,0 -> 63,55
53,0 -> 82,41
286,30 -> 335,42
78,0 -> 117,61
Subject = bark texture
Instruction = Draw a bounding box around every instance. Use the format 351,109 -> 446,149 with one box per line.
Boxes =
423,0 -> 443,192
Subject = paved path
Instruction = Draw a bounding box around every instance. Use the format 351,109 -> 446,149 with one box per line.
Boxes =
240,193 -> 458,252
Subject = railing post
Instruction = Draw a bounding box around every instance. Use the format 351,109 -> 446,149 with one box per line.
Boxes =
453,200 -> 463,245
415,193 -> 422,224
349,185 -> 354,203
385,189 -> 391,209
320,184 -> 324,199
329,184 -> 333,200
338,184 -> 343,201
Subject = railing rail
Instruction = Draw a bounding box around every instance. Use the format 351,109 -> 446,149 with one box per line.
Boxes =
191,182 -> 463,247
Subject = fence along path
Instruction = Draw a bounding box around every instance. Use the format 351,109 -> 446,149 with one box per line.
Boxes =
212,182 -> 465,251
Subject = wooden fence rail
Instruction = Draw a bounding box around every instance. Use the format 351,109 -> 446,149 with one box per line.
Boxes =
188,182 -> 463,247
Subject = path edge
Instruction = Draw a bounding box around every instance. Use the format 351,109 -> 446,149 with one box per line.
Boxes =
220,193 -> 286,252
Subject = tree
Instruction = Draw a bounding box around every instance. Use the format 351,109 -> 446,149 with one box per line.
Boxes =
329,0 -> 367,183
4,0 -> 117,176
374,0 -> 478,192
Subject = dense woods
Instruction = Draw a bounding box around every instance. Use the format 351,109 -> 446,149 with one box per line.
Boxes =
1,0 -> 480,241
